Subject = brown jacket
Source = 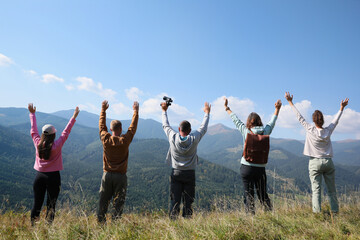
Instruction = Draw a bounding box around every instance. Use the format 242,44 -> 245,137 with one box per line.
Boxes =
99,109 -> 138,173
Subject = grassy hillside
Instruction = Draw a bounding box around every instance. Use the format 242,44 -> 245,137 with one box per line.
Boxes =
1,193 -> 359,240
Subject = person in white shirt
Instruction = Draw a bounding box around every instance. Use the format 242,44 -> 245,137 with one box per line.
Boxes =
285,92 -> 349,213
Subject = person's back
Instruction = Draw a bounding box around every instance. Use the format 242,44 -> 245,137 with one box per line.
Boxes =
285,92 -> 349,213
97,100 -> 139,223
164,116 -> 208,170
161,101 -> 211,219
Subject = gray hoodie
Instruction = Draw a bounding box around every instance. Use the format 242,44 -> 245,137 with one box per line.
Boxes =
290,105 -> 343,158
162,111 -> 210,170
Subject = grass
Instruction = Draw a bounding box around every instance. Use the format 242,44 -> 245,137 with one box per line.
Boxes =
1,194 -> 360,240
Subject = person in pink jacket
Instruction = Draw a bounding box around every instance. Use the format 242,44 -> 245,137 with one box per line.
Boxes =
28,103 -> 80,225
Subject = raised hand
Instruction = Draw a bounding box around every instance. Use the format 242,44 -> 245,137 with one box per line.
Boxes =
275,100 -> 282,109
285,92 -> 293,103
224,98 -> 229,108
340,98 -> 349,111
160,102 -> 168,112
73,107 -> 80,119
133,101 -> 139,112
102,100 -> 109,111
204,102 -> 211,114
28,103 -> 36,113
274,99 -> 282,116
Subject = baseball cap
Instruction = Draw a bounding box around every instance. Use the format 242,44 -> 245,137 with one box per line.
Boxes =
42,124 -> 57,135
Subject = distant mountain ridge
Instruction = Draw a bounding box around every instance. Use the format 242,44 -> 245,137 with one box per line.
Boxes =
1,106 -> 360,211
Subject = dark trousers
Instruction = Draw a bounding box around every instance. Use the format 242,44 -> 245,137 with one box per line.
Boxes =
31,171 -> 61,224
97,172 -> 127,223
240,164 -> 272,214
169,169 -> 195,219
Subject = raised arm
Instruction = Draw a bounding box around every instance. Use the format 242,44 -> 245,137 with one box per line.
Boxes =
340,98 -> 349,111
55,107 -> 79,147
196,102 -> 211,138
28,103 -> 36,114
224,98 -> 232,115
28,103 -> 41,145
224,97 -> 247,134
284,92 -> 311,130
72,107 -> 80,120
123,101 -> 139,141
99,100 -> 109,134
285,92 -> 294,107
274,100 -> 282,116
161,102 -> 175,138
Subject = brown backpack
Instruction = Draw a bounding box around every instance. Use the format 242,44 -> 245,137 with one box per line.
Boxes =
242,130 -> 270,164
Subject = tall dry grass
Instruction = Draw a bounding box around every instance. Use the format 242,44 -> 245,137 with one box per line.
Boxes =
1,192 -> 359,240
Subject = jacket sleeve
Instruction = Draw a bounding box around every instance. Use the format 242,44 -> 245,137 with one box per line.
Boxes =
29,113 -> 41,147
122,111 -> 139,144
194,113 -> 210,140
290,104 -> 312,130
162,111 -> 176,140
54,117 -> 76,148
99,109 -> 111,145
327,110 -> 343,134
263,115 -> 278,135
230,112 -> 247,136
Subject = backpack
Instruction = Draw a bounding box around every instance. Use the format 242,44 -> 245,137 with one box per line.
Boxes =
242,130 -> 270,164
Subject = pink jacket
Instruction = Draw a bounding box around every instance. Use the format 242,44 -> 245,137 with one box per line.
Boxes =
29,113 -> 76,172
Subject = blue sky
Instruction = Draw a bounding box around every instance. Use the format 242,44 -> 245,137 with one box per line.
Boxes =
1,0 -> 359,140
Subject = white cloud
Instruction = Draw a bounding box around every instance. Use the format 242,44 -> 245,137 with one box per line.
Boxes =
141,94 -> 198,126
78,103 -> 99,112
142,95 -> 163,116
41,74 -> 64,83
0,53 -> 14,66
24,69 -> 37,76
277,100 -> 312,128
65,84 -> 75,91
329,108 -> 360,135
125,87 -> 143,101
75,77 -> 117,100
112,102 -> 132,116
211,96 -> 255,121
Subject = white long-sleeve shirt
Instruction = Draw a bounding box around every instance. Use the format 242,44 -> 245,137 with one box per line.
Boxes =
290,105 -> 343,158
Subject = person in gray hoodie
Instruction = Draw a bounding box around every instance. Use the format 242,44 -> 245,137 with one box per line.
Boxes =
161,101 -> 211,219
224,97 -> 282,214
285,92 -> 349,213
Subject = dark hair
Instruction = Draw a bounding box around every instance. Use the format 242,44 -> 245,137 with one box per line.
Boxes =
312,110 -> 324,127
111,120 -> 122,131
246,112 -> 263,129
37,133 -> 56,160
179,120 -> 191,134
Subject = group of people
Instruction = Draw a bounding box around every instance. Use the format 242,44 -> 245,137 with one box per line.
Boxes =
27,92 -> 349,225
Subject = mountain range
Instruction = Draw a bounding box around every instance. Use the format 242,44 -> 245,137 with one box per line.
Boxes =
0,107 -> 359,211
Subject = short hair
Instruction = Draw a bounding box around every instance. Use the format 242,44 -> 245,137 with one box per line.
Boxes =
110,120 -> 122,131
246,112 -> 263,129
312,110 -> 324,127
179,120 -> 191,134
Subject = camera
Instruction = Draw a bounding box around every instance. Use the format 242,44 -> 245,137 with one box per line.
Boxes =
163,96 -> 173,106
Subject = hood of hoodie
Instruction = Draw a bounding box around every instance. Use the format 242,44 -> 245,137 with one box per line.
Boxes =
315,127 -> 331,140
174,135 -> 194,154
250,126 -> 265,135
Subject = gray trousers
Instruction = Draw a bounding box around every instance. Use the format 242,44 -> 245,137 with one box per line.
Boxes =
308,157 -> 339,213
97,172 -> 127,223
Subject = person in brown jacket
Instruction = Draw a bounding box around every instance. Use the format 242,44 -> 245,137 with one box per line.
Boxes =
97,100 -> 139,223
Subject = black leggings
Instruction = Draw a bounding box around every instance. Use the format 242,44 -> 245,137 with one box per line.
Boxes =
240,164 -> 272,214
31,171 -> 61,224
